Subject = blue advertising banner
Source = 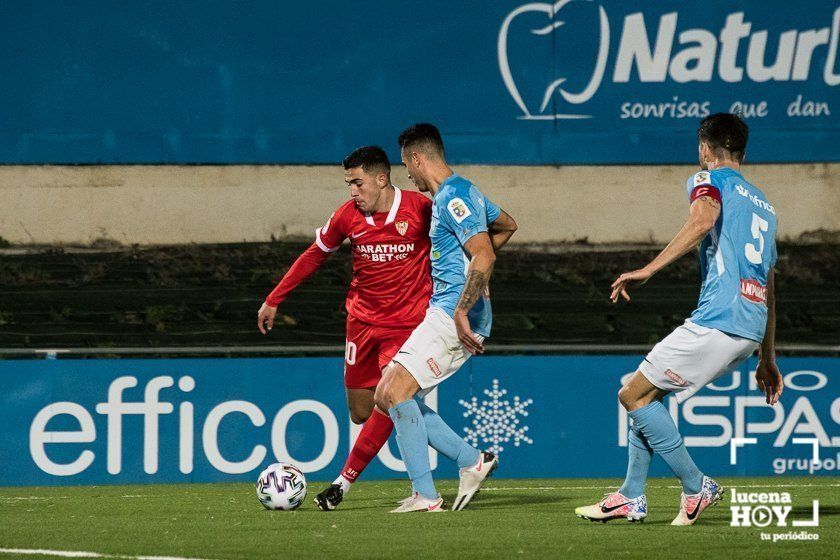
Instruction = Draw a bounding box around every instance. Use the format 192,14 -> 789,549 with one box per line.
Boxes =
0,356 -> 837,486
0,1 -> 837,164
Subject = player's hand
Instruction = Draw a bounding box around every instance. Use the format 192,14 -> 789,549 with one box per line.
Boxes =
755,359 -> 783,405
257,302 -> 277,335
454,309 -> 484,355
610,268 -> 653,303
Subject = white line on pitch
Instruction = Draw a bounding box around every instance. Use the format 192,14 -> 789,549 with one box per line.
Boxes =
480,483 -> 840,491
0,548 -> 218,560
0,497 -> 67,501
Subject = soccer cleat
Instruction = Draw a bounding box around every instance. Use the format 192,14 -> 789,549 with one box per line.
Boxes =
452,451 -> 498,511
314,483 -> 344,511
575,492 -> 648,523
395,493 -> 414,506
389,492 -> 445,513
671,476 -> 724,526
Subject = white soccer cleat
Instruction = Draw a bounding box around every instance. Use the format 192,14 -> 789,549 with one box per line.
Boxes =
452,451 -> 498,511
671,476 -> 724,526
389,492 -> 445,513
395,493 -> 414,506
575,491 -> 648,523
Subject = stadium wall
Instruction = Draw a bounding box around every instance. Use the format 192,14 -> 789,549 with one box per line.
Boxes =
2,1 -> 838,165
1,355 -> 836,486
1,164 -> 838,245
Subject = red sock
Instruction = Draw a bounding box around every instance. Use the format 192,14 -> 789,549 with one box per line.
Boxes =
341,408 -> 394,483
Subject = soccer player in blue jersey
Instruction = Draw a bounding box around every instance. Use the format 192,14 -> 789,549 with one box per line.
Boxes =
576,113 -> 783,525
374,123 -> 518,512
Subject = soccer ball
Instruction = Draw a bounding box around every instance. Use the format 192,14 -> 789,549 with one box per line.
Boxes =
255,462 -> 307,510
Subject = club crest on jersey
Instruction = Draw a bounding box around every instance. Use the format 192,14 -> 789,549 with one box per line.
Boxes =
694,171 -> 711,186
395,220 -> 409,236
447,197 -> 472,224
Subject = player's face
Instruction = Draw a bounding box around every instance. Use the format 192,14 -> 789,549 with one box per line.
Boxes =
345,167 -> 385,212
401,148 -> 429,192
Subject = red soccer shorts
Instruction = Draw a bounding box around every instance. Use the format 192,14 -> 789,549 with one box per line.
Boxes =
344,314 -> 415,389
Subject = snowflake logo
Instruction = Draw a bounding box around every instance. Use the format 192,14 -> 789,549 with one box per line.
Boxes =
459,379 -> 533,454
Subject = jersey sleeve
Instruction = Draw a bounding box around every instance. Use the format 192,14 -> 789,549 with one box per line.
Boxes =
686,171 -> 721,204
467,184 -> 500,224
438,190 -> 489,246
264,243 -> 331,306
485,194 -> 501,224
315,204 -> 350,252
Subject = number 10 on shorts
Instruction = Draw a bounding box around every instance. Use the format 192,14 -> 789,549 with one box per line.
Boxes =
345,341 -> 357,366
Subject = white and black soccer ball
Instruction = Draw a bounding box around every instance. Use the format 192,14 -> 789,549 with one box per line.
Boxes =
255,462 -> 307,511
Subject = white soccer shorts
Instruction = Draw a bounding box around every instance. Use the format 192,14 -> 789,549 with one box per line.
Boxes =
392,306 -> 484,395
638,320 -> 759,403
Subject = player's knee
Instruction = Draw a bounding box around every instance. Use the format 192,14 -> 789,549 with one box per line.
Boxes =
617,384 -> 635,411
373,379 -> 391,413
349,409 -> 370,425
346,388 -> 375,424
376,382 -> 404,412
375,364 -> 417,411
618,383 -> 652,412
349,400 -> 372,425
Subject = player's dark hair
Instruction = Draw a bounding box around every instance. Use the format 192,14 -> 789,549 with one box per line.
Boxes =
698,113 -> 749,162
398,123 -> 445,159
342,146 -> 391,174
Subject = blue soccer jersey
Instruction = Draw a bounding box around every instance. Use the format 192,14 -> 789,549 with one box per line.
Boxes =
686,168 -> 778,342
429,174 -> 500,337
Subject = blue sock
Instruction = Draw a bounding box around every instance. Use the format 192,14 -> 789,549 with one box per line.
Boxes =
628,400 -> 703,495
388,399 -> 437,499
389,420 -> 416,494
415,397 -> 480,469
618,423 -> 653,498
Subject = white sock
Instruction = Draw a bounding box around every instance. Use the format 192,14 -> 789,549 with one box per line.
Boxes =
333,475 -> 352,495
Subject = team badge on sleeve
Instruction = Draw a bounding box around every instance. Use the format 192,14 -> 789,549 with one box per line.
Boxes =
395,220 -> 409,236
447,198 -> 472,224
693,171 -> 711,187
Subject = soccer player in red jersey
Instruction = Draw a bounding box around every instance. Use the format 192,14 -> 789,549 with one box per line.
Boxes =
256,146 -> 433,510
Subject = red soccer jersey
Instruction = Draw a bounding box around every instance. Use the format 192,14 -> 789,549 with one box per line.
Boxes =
314,187 -> 432,328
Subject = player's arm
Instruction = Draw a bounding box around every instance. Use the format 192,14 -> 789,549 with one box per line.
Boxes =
258,244 -> 332,334
258,208 -> 347,334
454,232 -> 495,355
610,194 -> 721,303
755,269 -> 783,405
489,209 -> 517,251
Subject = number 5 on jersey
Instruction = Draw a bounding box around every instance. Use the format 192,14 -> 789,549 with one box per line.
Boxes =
745,212 -> 769,265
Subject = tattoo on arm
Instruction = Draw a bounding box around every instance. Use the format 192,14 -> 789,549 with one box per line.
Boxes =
699,195 -> 721,209
457,270 -> 488,312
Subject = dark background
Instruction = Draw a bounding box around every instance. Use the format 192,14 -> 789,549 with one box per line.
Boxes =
2,240 -> 836,351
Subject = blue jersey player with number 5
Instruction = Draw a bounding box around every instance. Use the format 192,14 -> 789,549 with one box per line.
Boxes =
576,113 -> 783,526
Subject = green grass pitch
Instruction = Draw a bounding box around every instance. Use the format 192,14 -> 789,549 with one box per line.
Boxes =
1,477 -> 837,559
